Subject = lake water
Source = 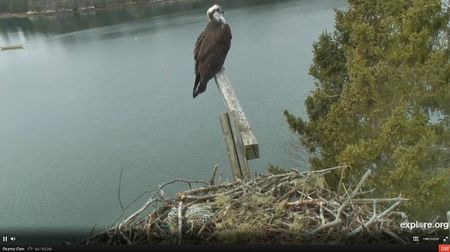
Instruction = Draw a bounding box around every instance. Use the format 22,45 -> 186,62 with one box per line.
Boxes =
0,0 -> 347,240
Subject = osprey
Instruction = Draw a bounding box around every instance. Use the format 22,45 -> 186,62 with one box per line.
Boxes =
193,4 -> 232,98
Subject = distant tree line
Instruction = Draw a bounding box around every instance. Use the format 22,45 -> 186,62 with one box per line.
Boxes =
0,0 -> 163,14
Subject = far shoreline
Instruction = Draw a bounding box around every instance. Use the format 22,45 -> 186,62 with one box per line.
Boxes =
0,0 -> 189,19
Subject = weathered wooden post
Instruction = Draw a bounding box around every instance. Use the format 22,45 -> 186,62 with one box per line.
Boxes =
219,112 -> 245,180
215,70 -> 259,181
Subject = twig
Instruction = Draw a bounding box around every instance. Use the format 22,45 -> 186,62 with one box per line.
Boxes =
319,202 -> 326,225
197,224 -> 207,236
337,165 -> 348,195
119,230 -> 132,245
309,218 -> 343,235
180,179 -> 255,201
372,201 -> 377,219
119,198 -> 156,229
305,165 -> 347,176
160,189 -> 166,200
118,167 -> 125,214
388,211 -> 408,222
300,172 -> 313,201
209,164 -> 219,185
284,199 -> 326,207
338,169 -> 372,215
346,200 -> 403,238
355,189 -> 376,195
288,167 -> 301,173
129,179 -> 209,207
257,171 -> 298,180
86,224 -> 97,245
349,169 -> 372,199
178,201 -> 183,244
218,172 -> 222,184
88,224 -> 97,238
178,182 -> 235,197
349,198 -> 408,203
310,169 -> 372,235
341,183 -> 356,212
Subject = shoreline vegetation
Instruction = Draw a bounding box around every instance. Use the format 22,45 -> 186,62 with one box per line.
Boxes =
0,0 -> 185,19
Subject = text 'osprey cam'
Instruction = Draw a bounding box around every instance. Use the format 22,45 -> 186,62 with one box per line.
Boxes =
193,4 -> 232,98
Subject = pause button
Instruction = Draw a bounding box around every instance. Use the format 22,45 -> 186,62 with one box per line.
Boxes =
2,236 -> 7,242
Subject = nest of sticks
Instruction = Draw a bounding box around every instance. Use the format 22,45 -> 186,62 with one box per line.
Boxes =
82,166 -> 414,245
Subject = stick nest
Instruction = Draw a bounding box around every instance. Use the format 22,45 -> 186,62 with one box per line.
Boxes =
82,166 -> 416,245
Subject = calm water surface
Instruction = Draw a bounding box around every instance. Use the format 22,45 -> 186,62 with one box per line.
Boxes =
0,0 -> 347,237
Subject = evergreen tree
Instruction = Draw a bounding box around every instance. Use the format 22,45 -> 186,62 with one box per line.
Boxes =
285,0 -> 450,219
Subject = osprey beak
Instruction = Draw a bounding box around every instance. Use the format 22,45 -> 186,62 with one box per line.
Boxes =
213,12 -> 226,24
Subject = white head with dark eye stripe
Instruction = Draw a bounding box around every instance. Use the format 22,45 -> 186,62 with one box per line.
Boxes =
207,4 -> 226,24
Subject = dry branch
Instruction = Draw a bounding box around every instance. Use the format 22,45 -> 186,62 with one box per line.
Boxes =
345,200 -> 402,238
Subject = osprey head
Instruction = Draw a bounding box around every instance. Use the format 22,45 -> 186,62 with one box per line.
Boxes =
207,4 -> 226,24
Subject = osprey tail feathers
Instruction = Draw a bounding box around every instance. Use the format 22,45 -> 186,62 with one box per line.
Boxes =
193,74 -> 200,98
193,75 -> 209,99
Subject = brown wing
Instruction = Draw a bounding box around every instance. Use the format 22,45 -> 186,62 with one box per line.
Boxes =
196,23 -> 232,76
194,30 -> 205,75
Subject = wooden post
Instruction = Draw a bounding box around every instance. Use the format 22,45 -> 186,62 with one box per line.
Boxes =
219,112 -> 243,180
228,110 -> 250,179
215,70 -> 259,160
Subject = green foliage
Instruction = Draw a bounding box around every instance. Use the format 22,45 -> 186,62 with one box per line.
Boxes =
285,0 -> 450,220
